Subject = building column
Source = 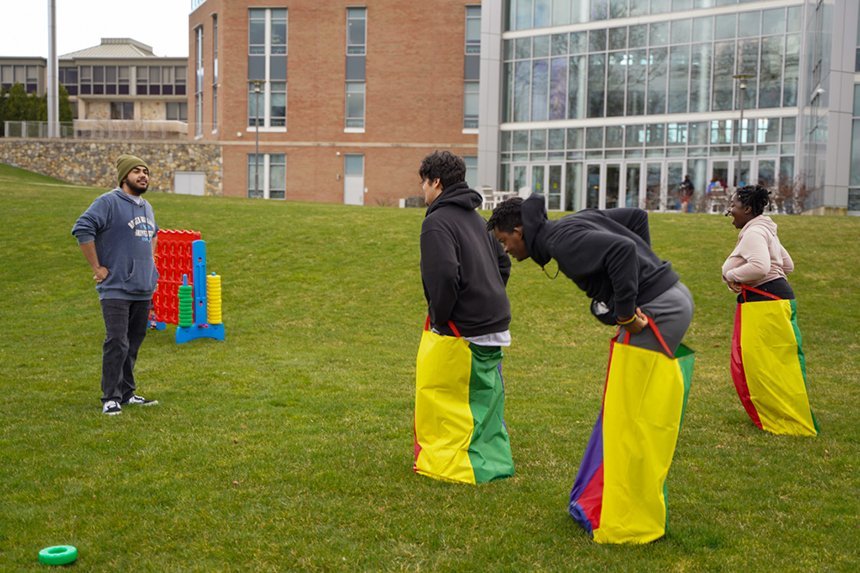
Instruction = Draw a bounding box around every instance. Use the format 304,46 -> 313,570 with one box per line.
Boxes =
478,0 -> 503,191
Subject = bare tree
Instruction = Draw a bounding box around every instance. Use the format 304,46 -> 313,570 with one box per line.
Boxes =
773,174 -> 810,215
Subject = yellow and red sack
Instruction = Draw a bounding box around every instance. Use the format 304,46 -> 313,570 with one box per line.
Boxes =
413,318 -> 514,484
730,286 -> 817,436
569,322 -> 694,544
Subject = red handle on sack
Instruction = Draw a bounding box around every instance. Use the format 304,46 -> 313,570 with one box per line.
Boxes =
424,316 -> 461,338
622,315 -> 674,358
740,284 -> 782,302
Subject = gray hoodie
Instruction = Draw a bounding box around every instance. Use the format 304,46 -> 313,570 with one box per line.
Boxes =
72,189 -> 159,300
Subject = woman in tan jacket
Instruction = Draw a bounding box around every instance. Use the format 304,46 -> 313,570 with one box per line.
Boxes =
722,185 -> 795,302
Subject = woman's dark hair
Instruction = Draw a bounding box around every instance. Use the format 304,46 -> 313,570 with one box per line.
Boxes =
735,185 -> 771,217
418,151 -> 466,189
486,197 -> 524,233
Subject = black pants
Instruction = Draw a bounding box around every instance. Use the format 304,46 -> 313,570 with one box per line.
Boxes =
736,278 -> 795,303
100,299 -> 150,403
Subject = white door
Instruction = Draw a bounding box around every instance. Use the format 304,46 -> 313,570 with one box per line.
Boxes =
174,172 -> 206,196
343,154 -> 364,205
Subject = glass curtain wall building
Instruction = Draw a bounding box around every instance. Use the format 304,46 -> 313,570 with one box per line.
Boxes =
478,0 -> 859,214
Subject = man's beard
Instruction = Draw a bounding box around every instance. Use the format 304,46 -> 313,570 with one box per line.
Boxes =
126,180 -> 148,195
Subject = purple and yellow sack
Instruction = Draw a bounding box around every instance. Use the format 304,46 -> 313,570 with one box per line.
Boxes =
413,318 -> 514,484
569,322 -> 693,544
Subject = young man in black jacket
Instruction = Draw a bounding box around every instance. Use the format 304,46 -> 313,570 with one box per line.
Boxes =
419,151 -> 511,338
414,151 -> 514,483
486,194 -> 693,353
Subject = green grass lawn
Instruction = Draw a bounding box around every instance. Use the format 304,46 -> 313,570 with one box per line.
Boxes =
1,163 -> 857,571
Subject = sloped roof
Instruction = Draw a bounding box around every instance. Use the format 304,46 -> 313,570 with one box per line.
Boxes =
60,38 -> 157,59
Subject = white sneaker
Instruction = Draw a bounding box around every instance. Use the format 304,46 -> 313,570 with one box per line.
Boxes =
122,395 -> 159,406
102,400 -> 122,415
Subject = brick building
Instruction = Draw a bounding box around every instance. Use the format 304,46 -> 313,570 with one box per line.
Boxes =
188,0 -> 482,205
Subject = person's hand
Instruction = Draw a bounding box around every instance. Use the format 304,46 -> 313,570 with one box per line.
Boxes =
618,308 -> 648,335
727,281 -> 742,293
92,266 -> 109,283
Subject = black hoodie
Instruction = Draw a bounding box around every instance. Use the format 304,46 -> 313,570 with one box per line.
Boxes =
420,182 -> 511,337
520,194 -> 679,324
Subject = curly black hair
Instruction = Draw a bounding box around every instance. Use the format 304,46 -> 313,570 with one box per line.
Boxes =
418,151 -> 466,189
486,197 -> 524,233
735,185 -> 771,217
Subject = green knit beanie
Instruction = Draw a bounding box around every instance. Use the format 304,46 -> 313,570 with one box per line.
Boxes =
116,154 -> 149,186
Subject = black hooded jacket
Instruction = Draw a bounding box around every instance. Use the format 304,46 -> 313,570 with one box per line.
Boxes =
520,194 -> 679,324
420,182 -> 511,337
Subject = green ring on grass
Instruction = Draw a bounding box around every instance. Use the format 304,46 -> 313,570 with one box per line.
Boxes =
38,545 -> 78,566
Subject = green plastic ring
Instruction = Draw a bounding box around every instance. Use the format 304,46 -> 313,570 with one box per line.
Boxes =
38,545 -> 78,566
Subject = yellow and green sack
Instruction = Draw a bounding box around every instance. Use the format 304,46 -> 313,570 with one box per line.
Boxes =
413,319 -> 514,484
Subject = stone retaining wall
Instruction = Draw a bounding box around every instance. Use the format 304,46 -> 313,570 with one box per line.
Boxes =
0,139 -> 222,195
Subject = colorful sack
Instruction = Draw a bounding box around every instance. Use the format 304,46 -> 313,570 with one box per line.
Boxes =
413,318 -> 514,484
730,286 -> 818,436
569,321 -> 694,544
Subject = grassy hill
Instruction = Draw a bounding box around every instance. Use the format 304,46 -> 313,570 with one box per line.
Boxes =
0,163 -> 857,571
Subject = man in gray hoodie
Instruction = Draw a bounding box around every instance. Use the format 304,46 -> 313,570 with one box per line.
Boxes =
72,154 -> 160,415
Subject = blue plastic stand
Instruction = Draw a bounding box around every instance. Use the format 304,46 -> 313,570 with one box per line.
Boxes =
175,240 -> 226,344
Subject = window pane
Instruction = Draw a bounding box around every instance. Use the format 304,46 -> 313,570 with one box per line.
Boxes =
693,16 -> 713,42
647,47 -> 668,115
534,0 -> 551,28
629,24 -> 648,49
762,8 -> 785,35
248,154 -> 263,198
270,154 -> 286,199
668,45 -> 689,113
587,53 -> 606,118
712,41 -> 735,111
609,27 -> 626,51
671,19 -> 692,44
759,36 -> 783,108
514,61 -> 531,122
626,50 -> 646,116
346,82 -> 365,128
345,155 -> 363,176
531,59 -> 549,121
783,34 -> 799,106
549,57 -> 567,120
854,85 -> 860,116
738,11 -> 760,37
852,120 -> 860,186
568,55 -> 585,119
606,52 -> 625,117
650,22 -> 669,46
715,14 -> 736,40
464,81 -> 479,128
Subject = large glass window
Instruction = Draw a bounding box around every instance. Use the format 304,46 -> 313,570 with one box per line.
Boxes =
166,102 -> 187,121
347,7 -> 367,55
212,14 -> 219,131
248,8 -> 288,129
466,6 -> 481,55
850,85 -> 860,211
464,81 -> 479,129
110,102 -> 134,120
346,8 -> 366,130
345,82 -> 366,129
195,26 -> 203,136
248,153 -> 286,200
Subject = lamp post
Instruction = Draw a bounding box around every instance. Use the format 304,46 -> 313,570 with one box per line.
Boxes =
733,73 -> 752,189
251,80 -> 263,197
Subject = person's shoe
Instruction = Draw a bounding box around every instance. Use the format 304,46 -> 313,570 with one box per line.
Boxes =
122,395 -> 159,406
102,400 -> 122,415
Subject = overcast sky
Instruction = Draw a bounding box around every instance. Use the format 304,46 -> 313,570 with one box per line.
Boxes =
0,0 -> 190,58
